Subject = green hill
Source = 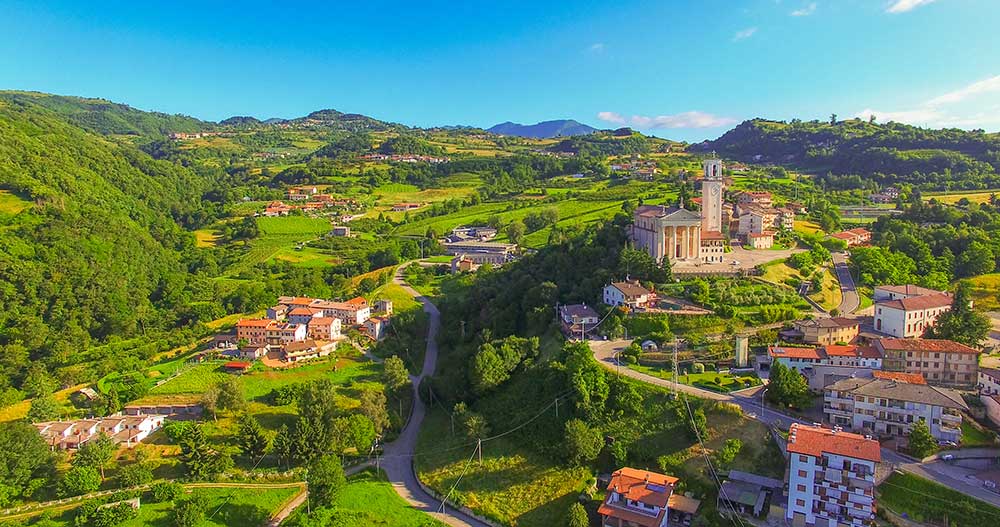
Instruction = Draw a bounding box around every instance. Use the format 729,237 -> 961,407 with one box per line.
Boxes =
0,91 -> 211,137
694,118 -> 1000,190
0,96 -> 212,389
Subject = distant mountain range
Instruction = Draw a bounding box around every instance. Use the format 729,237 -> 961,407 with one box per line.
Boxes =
487,119 -> 597,138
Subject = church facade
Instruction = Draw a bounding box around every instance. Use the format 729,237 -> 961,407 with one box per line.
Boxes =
632,158 -> 727,265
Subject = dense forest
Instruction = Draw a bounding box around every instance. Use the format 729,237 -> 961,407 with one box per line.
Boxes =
695,118 -> 1000,190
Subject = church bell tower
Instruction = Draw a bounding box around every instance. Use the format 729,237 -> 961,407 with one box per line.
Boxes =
700,158 -> 724,233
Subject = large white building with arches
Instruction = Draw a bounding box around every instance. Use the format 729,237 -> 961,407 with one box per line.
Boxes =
632,158 -> 727,265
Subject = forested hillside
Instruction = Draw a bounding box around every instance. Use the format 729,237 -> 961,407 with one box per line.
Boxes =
694,118 -> 1000,190
0,97 -> 213,392
0,91 -> 210,137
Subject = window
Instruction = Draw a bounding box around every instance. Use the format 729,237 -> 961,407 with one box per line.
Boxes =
799,455 -> 809,463
796,499 -> 806,507
798,470 -> 808,477
797,484 -> 806,492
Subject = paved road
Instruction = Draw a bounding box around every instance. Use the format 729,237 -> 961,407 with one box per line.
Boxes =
380,264 -> 493,527
832,252 -> 860,315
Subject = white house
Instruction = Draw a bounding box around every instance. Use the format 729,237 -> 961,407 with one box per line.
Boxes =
981,367 -> 1000,395
603,280 -> 654,309
872,285 -> 952,338
786,424 -> 879,527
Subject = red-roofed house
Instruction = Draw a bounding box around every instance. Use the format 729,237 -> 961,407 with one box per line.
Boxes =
236,318 -> 275,346
307,317 -> 342,341
287,306 -> 324,326
598,467 -> 700,527
786,424 -> 878,527
875,338 -> 981,388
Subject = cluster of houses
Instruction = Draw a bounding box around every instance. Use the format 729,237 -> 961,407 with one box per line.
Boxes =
360,153 -> 448,164
764,284 -> 981,446
230,295 -> 391,364
610,157 -> 660,180
729,191 -> 801,250
34,414 -> 166,450
598,422 -> 881,527
262,187 -> 362,217
868,186 -> 900,204
168,131 -> 231,140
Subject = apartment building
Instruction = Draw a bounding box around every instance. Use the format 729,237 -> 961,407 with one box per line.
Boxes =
786,424 -> 879,527
788,317 -> 861,346
875,338 -> 981,388
823,377 -> 967,443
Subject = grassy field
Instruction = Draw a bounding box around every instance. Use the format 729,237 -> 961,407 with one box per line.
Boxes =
193,228 -> 221,248
962,421 -> 998,447
924,189 -> 1000,205
793,219 -> 822,234
227,215 -> 332,274
415,410 -> 591,527
966,273 -> 1000,311
5,484 -> 302,527
0,383 -> 85,423
329,468 -> 446,526
0,189 -> 31,215
878,471 -> 1000,525
147,357 -> 380,402
760,259 -> 842,311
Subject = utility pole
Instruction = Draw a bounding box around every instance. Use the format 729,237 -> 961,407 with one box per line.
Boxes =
673,338 -> 680,398
555,397 -> 559,419
477,438 -> 482,465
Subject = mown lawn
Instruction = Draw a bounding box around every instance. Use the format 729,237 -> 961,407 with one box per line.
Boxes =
878,472 -> 1000,525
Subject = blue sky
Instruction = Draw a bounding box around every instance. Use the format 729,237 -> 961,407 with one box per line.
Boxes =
1,0 -> 998,141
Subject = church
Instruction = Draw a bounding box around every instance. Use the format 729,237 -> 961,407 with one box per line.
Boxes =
631,158 -> 727,265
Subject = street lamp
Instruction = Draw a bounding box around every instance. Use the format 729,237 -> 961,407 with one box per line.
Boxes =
759,388 -> 768,420
612,350 -> 622,374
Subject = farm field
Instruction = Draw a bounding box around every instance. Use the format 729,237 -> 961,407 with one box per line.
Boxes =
227,215 -> 332,274
193,228 -> 221,247
146,356 -> 380,402
924,189 -> 1000,205
6,485 -> 302,527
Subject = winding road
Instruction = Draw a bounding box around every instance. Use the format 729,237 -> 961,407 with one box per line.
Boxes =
379,264 -> 493,527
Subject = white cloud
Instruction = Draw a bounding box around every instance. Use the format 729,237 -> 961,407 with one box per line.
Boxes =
926,75 -> 1000,106
597,111 -> 738,129
596,111 -> 626,124
732,27 -> 758,41
791,2 -> 817,16
854,74 -> 1000,129
588,42 -> 605,53
886,0 -> 937,14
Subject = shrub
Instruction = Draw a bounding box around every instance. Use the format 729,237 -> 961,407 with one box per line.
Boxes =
150,481 -> 184,503
691,363 -> 705,374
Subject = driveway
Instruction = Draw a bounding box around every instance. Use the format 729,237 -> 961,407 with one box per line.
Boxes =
832,252 -> 860,314
380,264 -> 493,527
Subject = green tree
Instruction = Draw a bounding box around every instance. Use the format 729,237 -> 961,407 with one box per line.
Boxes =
177,424 -> 230,479
306,455 -> 346,506
272,425 -> 293,470
117,463 -> 153,488
566,502 -> 589,527
908,418 -> 937,458
215,377 -> 246,413
382,355 -> 410,394
505,220 -> 525,246
27,394 -> 60,423
58,466 -> 100,497
713,438 -> 743,467
235,413 -> 270,460
463,412 -> 490,440
172,494 -> 209,527
359,389 -> 390,435
924,282 -> 991,347
686,407 -> 708,441
74,433 -> 116,480
0,421 -> 55,506
335,414 -> 376,454
564,419 -> 602,466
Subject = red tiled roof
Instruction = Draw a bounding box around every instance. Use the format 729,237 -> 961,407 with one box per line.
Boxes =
308,317 -> 337,326
876,284 -> 943,297
846,228 -> 871,236
344,296 -> 368,307
606,467 -> 678,508
597,502 -> 664,527
876,293 -> 952,311
610,281 -> 651,298
873,371 -> 927,384
288,307 -> 322,316
768,345 -> 823,360
787,423 -> 881,463
237,319 -> 273,328
822,344 -> 881,359
876,338 -> 981,355
830,232 -> 857,240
